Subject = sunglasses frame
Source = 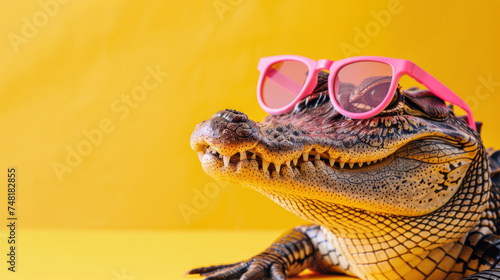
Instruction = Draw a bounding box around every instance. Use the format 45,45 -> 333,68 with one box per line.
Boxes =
257,55 -> 476,131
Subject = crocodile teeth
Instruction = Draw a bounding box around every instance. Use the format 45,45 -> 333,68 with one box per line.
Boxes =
262,160 -> 270,172
203,146 -> 389,172
223,155 -> 230,167
240,151 -> 247,161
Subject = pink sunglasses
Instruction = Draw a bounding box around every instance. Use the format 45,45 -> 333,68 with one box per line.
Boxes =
257,55 -> 476,131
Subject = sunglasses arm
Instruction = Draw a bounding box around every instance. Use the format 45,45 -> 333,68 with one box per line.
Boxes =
266,68 -> 304,96
411,65 -> 476,131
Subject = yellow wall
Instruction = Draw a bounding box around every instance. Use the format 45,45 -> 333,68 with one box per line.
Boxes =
1,0 -> 499,230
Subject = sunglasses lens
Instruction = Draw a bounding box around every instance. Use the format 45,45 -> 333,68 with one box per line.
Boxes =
334,61 -> 393,114
262,60 -> 309,109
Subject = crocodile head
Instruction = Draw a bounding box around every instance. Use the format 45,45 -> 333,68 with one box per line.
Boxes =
190,72 -> 490,250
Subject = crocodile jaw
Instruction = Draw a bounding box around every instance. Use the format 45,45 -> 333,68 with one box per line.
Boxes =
191,109 -> 482,227
197,144 -> 474,219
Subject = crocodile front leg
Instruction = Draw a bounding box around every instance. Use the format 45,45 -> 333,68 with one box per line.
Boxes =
461,234 -> 500,279
186,225 -> 350,279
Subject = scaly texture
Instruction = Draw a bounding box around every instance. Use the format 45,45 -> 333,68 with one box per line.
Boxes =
189,74 -> 499,280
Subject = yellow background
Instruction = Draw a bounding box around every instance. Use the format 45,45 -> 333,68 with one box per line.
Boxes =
0,1 -> 499,279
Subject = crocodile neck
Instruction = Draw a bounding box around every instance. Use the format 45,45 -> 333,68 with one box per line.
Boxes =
253,145 -> 491,279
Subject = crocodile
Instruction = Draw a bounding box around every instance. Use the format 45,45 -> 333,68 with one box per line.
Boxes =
188,71 -> 500,280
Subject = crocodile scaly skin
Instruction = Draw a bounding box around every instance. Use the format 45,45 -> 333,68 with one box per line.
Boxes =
189,74 -> 499,280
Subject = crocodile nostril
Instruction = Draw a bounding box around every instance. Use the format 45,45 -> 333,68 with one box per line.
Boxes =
214,109 -> 249,123
225,109 -> 244,114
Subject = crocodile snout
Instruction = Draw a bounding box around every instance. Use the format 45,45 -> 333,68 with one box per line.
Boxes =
190,109 -> 261,159
191,109 -> 311,174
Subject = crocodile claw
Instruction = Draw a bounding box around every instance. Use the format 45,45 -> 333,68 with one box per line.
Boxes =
186,253 -> 288,280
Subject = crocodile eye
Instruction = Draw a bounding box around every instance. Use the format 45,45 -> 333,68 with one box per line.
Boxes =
344,77 -> 392,113
365,82 -> 390,107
